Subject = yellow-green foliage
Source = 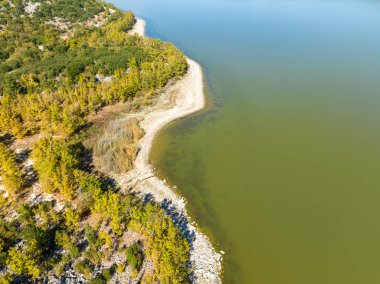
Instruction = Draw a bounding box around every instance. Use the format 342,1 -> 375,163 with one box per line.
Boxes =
64,208 -> 81,232
0,273 -> 12,284
102,12 -> 136,43
131,203 -> 191,283
32,137 -> 80,199
55,231 -> 76,252
0,142 -> 23,195
99,230 -> 112,249
32,202 -> 61,230
74,261 -> 93,278
6,240 -> 41,279
91,188 -> 130,235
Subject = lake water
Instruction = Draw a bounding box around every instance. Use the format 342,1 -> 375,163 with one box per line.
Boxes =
110,0 -> 380,283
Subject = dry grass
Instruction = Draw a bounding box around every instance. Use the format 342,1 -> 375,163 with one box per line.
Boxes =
93,119 -> 144,175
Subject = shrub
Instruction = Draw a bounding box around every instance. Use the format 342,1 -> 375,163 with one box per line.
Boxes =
125,241 -> 144,272
84,248 -> 102,266
0,142 -> 24,195
6,240 -> 41,279
85,225 -> 98,246
66,60 -> 86,81
101,266 -> 115,281
74,261 -> 93,278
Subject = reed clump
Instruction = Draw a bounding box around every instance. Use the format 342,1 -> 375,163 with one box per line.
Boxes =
94,119 -> 144,174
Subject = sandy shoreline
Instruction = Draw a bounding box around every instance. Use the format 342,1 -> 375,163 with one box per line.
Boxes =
119,18 -> 223,283
128,18 -> 146,36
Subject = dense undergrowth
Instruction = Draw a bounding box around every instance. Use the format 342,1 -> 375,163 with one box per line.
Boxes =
0,0 -> 190,283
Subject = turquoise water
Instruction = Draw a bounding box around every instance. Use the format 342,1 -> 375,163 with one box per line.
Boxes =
110,1 -> 380,283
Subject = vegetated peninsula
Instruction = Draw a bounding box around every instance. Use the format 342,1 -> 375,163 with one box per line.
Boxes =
0,0 -> 221,283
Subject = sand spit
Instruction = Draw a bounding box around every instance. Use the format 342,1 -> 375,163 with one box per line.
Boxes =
128,18 -> 146,36
118,18 -> 222,283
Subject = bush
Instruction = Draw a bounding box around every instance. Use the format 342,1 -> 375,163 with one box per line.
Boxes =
101,266 -> 115,281
68,245 -> 80,258
0,50 -> 9,60
84,248 -> 102,266
32,138 -> 81,199
88,278 -> 106,284
85,225 -> 98,246
66,60 -> 86,81
125,241 -> 144,272
0,142 -> 24,195
74,261 -> 93,278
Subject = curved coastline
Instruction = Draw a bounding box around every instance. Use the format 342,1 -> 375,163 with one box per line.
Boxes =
121,18 -> 223,283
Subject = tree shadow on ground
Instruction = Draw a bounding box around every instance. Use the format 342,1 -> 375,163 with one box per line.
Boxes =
161,199 -> 196,245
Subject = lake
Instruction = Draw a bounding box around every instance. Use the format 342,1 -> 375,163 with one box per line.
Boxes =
110,0 -> 380,283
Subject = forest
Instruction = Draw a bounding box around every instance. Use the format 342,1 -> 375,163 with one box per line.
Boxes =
0,0 -> 190,283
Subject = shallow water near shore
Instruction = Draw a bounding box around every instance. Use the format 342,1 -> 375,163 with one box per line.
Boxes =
110,0 -> 380,283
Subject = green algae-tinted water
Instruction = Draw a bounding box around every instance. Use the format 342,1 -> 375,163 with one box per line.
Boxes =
110,1 -> 380,283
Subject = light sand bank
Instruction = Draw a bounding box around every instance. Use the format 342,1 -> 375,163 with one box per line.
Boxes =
128,18 -> 146,36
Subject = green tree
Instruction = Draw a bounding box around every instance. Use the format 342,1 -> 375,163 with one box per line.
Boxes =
66,60 -> 86,82
32,137 -> 80,199
126,241 -> 144,272
6,240 -> 41,279
0,142 -> 23,196
64,208 -> 80,232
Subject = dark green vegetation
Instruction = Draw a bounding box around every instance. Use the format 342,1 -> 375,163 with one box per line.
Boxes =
0,0 -> 190,282
126,241 -> 144,273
